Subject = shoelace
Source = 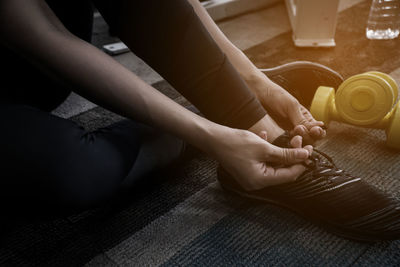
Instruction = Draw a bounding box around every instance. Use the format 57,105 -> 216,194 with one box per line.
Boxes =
300,149 -> 347,183
273,131 -> 352,184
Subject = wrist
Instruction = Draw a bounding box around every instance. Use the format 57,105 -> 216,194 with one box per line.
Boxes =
198,120 -> 239,159
189,117 -> 226,157
245,70 -> 288,107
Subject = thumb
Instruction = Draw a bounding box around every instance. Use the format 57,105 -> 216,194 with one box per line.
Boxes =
259,130 -> 268,141
267,144 -> 310,165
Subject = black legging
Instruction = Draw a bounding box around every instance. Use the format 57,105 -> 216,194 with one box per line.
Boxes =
0,0 -> 266,216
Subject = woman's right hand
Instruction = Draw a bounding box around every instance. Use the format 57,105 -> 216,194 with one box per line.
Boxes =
208,127 -> 313,191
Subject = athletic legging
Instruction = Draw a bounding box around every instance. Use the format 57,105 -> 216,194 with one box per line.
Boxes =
0,0 -> 266,217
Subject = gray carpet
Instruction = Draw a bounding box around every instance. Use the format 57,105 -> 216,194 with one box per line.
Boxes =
84,122 -> 400,267
2,1 -> 400,266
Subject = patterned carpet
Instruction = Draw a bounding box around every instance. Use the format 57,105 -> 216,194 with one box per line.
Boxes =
1,1 -> 400,266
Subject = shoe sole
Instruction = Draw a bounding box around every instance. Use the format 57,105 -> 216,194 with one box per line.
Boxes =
219,182 -> 397,243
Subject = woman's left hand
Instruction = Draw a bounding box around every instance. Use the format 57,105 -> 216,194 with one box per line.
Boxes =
248,72 -> 326,144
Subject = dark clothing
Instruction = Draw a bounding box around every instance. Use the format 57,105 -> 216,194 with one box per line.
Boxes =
0,104 -> 184,216
1,0 -> 94,111
0,0 -> 266,216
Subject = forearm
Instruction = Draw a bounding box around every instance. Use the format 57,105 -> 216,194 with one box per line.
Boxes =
42,36 -> 220,149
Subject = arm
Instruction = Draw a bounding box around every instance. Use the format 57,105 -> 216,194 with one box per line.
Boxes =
187,0 -> 326,143
0,0 -> 311,189
0,0 -> 207,147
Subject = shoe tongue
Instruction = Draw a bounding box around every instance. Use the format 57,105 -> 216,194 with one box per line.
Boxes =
272,131 -> 292,148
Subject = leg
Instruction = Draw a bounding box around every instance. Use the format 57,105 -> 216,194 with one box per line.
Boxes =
0,104 -> 183,218
92,0 -> 266,130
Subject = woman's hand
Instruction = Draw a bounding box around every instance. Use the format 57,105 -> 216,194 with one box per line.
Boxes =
187,0 -> 326,144
208,126 -> 312,191
248,73 -> 326,144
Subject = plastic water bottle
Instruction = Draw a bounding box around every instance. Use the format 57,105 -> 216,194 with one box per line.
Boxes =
366,0 -> 400,39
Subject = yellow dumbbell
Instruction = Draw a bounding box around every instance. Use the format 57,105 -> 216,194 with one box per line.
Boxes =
310,71 -> 400,149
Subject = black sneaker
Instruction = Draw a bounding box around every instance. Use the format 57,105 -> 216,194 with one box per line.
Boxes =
261,61 -> 344,108
217,132 -> 400,242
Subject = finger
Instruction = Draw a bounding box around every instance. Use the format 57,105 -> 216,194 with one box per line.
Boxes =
290,135 -> 303,148
288,104 -> 318,126
259,130 -> 268,141
267,144 -> 309,165
290,125 -> 307,137
300,106 -> 324,127
304,145 -> 313,154
291,125 -> 315,145
302,144 -> 314,165
309,126 -> 326,139
288,102 -> 310,127
260,164 -> 306,187
304,120 -> 325,130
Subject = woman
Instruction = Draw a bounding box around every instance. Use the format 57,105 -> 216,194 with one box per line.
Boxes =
2,0 -> 400,243
0,0 -> 323,216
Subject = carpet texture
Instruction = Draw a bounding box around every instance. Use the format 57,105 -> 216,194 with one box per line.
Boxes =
2,1 -> 400,266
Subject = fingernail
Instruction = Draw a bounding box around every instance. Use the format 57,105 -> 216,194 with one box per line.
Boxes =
296,149 -> 309,159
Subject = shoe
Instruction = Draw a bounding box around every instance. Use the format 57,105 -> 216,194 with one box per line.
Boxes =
261,61 -> 344,108
217,132 -> 400,242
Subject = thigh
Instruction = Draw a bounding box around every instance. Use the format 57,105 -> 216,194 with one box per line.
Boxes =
0,104 -> 142,216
